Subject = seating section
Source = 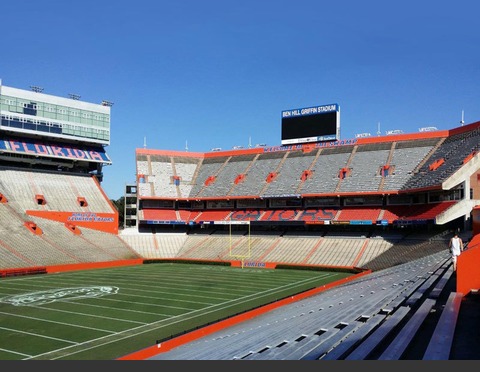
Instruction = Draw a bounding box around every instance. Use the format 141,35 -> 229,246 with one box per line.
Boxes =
142,209 -> 178,221
262,151 -> 317,196
230,152 -> 284,196
382,201 -> 456,223
132,124 -> 480,215
403,129 -> 480,190
193,210 -> 232,222
123,228 -> 450,274
117,232 -> 186,259
174,158 -> 200,197
0,168 -> 113,212
201,155 -> 256,197
135,130 -> 480,200
150,250 -> 453,360
336,207 -> 382,222
301,148 -> 352,194
0,168 -> 140,270
137,202 -> 456,225
338,144 -> 391,192
188,157 -> 227,197
383,140 -> 438,191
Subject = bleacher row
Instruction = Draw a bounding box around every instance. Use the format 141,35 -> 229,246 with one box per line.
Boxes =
120,229 -> 451,272
0,165 -> 453,272
136,127 -> 480,199
139,201 -> 457,224
150,249 -> 457,360
0,167 -> 140,271
0,168 -> 112,212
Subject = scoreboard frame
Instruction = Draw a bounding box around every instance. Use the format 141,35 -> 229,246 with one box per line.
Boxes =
281,103 -> 340,145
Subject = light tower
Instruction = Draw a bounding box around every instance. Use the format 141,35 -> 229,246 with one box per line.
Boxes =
101,100 -> 114,107
30,85 -> 44,93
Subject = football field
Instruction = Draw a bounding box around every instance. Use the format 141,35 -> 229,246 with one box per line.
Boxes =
0,262 -> 353,360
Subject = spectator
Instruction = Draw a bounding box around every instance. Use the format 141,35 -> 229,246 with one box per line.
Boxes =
449,232 -> 464,271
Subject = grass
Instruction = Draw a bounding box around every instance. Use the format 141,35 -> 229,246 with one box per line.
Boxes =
0,262 -> 354,360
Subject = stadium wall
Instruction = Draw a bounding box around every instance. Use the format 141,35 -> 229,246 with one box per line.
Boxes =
457,232 -> 480,295
46,259 -> 143,274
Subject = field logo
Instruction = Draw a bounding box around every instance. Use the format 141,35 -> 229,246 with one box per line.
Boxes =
0,286 -> 119,306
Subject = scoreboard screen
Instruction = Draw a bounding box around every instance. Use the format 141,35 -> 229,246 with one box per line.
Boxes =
281,103 -> 340,145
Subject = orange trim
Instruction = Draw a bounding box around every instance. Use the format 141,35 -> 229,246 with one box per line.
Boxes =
230,261 -> 276,269
46,259 -> 143,274
136,148 -> 204,158
0,266 -> 47,277
355,130 -> 448,144
429,158 -> 445,171
65,222 -> 82,235
463,151 -> 476,164
24,221 -> 42,235
204,148 -> 262,158
457,234 -> 480,294
35,194 -> 46,205
26,210 -> 118,234
234,174 -> 245,184
204,175 -> 216,186
352,239 -> 370,267
302,144 -> 316,153
338,167 -> 350,179
448,120 -> 480,136
266,172 -> 277,183
301,170 -> 313,181
77,196 -> 88,207
0,193 -> 7,203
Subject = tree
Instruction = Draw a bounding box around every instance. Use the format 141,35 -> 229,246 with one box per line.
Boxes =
111,197 -> 125,229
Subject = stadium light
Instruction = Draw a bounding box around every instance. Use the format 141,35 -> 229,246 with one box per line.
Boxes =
68,93 -> 81,100
419,126 -> 438,132
30,85 -> 44,93
355,132 -> 371,138
101,100 -> 114,107
386,129 -> 403,135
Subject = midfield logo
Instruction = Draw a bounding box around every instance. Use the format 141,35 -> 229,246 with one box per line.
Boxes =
0,286 -> 119,306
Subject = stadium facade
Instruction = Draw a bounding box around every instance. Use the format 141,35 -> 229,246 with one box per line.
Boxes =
126,121 -> 480,237
2,80 -> 480,359
0,80 -> 139,276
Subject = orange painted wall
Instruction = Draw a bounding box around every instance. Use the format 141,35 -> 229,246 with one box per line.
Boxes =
457,234 -> 480,295
46,259 -> 143,274
26,210 -> 118,234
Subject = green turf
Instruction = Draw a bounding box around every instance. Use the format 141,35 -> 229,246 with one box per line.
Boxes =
0,262 -> 354,360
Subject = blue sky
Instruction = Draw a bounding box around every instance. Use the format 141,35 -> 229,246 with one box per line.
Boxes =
1,0 -> 479,200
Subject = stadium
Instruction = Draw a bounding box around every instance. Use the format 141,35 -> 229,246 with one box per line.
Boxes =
1,81 -> 480,360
